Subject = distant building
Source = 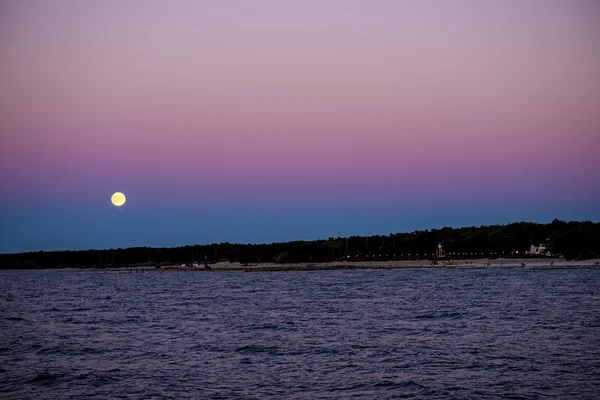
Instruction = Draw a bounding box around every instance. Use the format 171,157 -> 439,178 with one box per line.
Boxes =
438,243 -> 445,258
529,244 -> 548,255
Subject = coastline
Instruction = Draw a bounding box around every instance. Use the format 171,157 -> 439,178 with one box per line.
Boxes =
5,258 -> 599,273
138,258 -> 600,273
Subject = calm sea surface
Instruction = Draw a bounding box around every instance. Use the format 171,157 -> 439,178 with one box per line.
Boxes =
1,267 -> 599,399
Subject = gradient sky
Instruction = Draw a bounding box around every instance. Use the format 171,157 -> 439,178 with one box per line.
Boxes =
1,1 -> 599,253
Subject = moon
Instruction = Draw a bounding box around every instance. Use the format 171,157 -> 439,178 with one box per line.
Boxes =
111,192 -> 126,207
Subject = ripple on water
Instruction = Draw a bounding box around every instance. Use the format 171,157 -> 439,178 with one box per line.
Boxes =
0,268 -> 599,399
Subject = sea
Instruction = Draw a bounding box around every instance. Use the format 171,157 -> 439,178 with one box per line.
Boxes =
1,267 -> 599,399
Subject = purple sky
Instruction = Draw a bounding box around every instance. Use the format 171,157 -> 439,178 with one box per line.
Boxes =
1,1 -> 599,253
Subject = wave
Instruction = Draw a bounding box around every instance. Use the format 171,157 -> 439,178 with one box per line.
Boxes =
4,317 -> 24,321
26,372 -> 66,385
234,345 -> 279,354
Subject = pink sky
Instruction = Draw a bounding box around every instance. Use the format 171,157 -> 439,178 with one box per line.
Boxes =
1,1 -> 599,252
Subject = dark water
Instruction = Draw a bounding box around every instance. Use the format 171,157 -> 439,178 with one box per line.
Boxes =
1,267 -> 599,399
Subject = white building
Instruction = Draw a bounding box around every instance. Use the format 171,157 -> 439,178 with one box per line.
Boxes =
529,244 -> 548,255
438,243 -> 445,258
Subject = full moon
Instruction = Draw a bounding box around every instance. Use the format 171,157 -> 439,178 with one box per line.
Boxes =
111,192 -> 126,207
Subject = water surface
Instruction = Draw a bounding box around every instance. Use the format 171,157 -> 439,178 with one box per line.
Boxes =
1,267 -> 599,399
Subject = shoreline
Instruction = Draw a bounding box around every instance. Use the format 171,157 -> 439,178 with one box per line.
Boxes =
64,258 -> 600,273
208,258 -> 600,272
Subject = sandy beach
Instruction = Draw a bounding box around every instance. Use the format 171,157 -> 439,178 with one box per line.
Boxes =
151,258 -> 600,272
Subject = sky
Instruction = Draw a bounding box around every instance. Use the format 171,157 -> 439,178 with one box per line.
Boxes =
1,1 -> 599,253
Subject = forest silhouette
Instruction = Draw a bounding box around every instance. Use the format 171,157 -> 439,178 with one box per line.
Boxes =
1,219 -> 598,269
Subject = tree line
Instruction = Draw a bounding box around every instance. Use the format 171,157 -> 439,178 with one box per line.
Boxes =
1,219 -> 598,269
